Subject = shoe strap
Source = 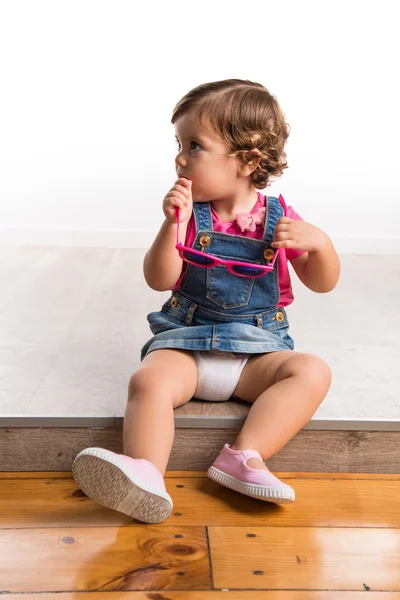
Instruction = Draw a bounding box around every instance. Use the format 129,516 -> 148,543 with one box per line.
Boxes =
241,449 -> 263,461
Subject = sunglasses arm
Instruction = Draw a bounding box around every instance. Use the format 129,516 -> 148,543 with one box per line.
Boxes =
175,207 -> 181,245
270,247 -> 281,268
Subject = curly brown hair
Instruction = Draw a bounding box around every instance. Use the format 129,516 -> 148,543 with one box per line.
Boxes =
171,78 -> 290,189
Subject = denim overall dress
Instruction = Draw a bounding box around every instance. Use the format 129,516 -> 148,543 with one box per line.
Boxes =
141,196 -> 295,361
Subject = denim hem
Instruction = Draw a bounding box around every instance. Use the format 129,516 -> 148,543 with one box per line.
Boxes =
141,336 -> 293,361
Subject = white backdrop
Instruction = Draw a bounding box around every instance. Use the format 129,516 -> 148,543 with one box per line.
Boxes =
0,0 -> 399,252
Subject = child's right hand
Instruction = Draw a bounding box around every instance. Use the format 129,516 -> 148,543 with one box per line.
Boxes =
163,178 -> 193,224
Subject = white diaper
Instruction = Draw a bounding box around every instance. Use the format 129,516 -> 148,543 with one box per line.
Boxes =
193,351 -> 250,401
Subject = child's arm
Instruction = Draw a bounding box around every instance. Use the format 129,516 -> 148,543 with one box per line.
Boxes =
143,219 -> 188,291
289,238 -> 340,292
143,178 -> 192,292
272,218 -> 340,293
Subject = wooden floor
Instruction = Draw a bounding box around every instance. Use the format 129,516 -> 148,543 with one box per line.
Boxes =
1,471 -> 399,597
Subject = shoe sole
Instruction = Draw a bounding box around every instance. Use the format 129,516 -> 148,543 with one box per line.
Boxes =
207,466 -> 295,504
72,448 -> 173,524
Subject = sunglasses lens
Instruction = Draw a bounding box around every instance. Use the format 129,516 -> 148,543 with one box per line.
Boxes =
231,264 -> 267,277
182,250 -> 215,267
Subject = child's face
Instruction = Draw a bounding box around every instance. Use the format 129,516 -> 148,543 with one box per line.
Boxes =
174,112 -> 242,202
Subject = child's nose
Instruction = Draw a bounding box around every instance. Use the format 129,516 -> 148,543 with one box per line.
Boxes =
175,152 -> 187,167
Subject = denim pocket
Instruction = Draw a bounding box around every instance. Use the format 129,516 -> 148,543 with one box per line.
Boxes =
205,257 -> 256,309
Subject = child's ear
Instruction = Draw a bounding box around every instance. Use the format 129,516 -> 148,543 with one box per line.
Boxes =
240,150 -> 261,176
249,148 -> 262,164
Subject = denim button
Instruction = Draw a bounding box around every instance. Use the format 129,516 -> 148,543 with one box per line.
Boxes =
276,311 -> 284,323
171,297 -> 178,308
263,248 -> 275,262
199,235 -> 211,247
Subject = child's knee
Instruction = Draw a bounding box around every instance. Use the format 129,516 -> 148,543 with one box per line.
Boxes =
127,367 -> 166,399
126,370 -> 189,409
277,353 -> 332,389
317,359 -> 332,392
298,354 -> 332,392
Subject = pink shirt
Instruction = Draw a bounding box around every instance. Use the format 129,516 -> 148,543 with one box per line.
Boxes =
172,192 -> 305,307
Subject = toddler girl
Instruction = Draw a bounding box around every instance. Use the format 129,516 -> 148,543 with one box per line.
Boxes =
72,78 -> 340,524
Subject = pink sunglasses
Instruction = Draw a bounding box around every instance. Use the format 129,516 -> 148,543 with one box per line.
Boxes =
175,206 -> 280,278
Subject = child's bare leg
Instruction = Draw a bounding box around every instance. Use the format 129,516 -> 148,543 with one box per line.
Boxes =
231,351 -> 332,470
123,348 -> 197,474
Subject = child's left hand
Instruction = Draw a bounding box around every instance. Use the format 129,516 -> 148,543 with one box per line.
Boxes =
272,218 -> 329,253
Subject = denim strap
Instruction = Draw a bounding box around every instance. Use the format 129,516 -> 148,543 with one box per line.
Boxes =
192,195 -> 283,244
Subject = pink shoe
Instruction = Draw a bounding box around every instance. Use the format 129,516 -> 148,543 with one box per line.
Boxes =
207,444 -> 295,504
72,447 -> 173,523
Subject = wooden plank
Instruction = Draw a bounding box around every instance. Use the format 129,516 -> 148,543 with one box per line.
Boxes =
175,398 -> 250,417
0,478 -> 133,527
169,477 -> 400,528
1,477 -> 399,529
1,427 -> 400,473
208,526 -> 400,590
3,592 -> 400,599
168,429 -> 400,473
0,526 -> 210,592
0,471 -> 74,479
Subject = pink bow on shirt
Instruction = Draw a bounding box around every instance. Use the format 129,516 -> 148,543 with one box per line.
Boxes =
235,207 -> 266,232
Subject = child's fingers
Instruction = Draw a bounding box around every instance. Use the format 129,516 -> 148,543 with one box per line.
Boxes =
272,228 -> 298,247
274,219 -> 293,230
168,195 -> 192,214
274,224 -> 291,234
169,198 -> 186,211
164,179 -> 193,222
177,177 -> 192,187
167,191 -> 188,205
274,230 -> 292,241
176,178 -> 192,196
272,240 -> 293,248
173,184 -> 191,197
276,217 -> 293,225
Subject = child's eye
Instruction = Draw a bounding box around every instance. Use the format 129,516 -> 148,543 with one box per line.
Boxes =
175,141 -> 201,152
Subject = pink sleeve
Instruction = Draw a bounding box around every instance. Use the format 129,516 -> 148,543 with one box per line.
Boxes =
279,196 -> 306,260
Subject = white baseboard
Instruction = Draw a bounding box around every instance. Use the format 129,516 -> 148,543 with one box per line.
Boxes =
0,227 -> 399,254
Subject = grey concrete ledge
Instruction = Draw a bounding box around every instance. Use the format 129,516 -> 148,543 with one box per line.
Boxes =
0,414 -> 399,431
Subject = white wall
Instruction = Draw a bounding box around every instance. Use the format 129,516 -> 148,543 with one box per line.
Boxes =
0,0 -> 399,252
